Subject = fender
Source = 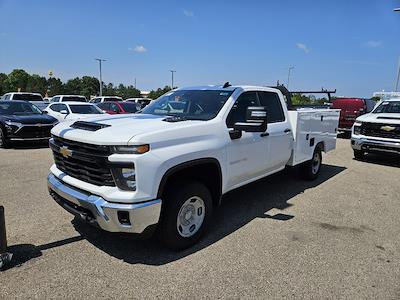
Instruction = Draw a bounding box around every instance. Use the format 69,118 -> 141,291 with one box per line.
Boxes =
157,158 -> 223,206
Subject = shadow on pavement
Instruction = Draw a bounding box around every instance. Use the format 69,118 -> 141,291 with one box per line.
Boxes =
9,141 -> 49,150
1,236 -> 84,271
355,153 -> 400,168
71,164 -> 346,266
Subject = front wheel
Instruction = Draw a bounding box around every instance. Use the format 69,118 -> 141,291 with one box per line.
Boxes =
301,147 -> 322,180
0,127 -> 10,149
157,181 -> 213,250
353,150 -> 365,160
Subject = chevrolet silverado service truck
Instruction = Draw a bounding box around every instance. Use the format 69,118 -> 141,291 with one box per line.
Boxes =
47,85 -> 340,249
351,98 -> 400,158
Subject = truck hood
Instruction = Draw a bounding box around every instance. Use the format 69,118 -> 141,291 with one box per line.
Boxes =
357,113 -> 400,124
51,114 -> 207,145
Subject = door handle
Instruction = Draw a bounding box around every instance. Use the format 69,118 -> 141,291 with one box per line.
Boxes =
260,132 -> 269,137
284,128 -> 291,133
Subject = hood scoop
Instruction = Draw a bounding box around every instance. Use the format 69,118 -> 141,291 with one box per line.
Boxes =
163,116 -> 187,122
71,121 -> 111,131
377,116 -> 400,120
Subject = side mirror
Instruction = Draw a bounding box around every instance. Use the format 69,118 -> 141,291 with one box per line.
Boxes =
60,110 -> 69,115
42,110 -> 48,114
233,106 -> 268,132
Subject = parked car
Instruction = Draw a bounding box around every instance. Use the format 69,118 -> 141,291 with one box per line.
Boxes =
331,98 -> 376,133
51,95 -> 87,103
89,96 -> 123,103
47,84 -> 340,249
351,98 -> 400,159
125,97 -> 153,109
0,100 -> 57,148
96,101 -> 139,114
1,92 -> 49,112
44,102 -> 104,122
1,92 -> 43,101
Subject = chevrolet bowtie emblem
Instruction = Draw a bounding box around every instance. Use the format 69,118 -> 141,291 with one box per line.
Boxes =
59,146 -> 72,158
381,125 -> 396,132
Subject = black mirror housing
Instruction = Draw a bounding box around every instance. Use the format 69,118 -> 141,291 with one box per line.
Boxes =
233,106 -> 268,133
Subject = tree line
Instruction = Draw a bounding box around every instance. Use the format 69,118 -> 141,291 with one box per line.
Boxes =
0,69 -> 172,100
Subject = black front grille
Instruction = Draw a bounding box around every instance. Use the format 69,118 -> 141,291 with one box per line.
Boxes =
15,125 -> 52,138
361,122 -> 400,139
50,136 -> 115,186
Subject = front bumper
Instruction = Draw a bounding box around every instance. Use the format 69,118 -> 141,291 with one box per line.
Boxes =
47,173 -> 161,234
351,136 -> 400,154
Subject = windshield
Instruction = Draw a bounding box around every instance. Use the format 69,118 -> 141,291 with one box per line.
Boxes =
69,104 -> 103,114
62,96 -> 86,102
372,101 -> 400,114
13,94 -> 43,101
33,102 -> 49,111
119,103 -> 138,113
0,102 -> 42,115
141,90 -> 233,120
104,97 -> 122,102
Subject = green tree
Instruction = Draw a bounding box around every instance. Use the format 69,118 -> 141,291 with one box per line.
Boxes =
47,77 -> 64,96
26,74 -> 47,95
64,77 -> 81,95
7,69 -> 30,91
0,73 -> 8,95
80,76 -> 99,99
149,86 -> 172,99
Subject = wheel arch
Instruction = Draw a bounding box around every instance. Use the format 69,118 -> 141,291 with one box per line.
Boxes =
157,158 -> 223,207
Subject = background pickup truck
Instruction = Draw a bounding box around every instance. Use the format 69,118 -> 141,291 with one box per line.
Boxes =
351,98 -> 400,159
47,84 -> 340,249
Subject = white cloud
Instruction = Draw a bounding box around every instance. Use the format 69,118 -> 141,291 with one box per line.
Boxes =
183,9 -> 194,17
296,43 -> 310,54
129,45 -> 147,53
364,40 -> 382,48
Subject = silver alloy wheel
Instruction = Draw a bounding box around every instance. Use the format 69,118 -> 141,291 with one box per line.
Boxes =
311,152 -> 321,174
176,196 -> 205,238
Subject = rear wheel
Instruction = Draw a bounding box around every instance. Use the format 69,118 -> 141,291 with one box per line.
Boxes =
301,147 -> 322,180
158,181 -> 213,250
0,127 -> 10,149
353,150 -> 365,160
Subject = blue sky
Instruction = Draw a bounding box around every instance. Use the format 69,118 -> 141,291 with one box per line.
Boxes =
0,0 -> 399,97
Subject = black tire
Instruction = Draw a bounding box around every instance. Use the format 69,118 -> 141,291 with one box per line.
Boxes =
353,150 -> 365,160
0,127 -> 10,149
157,180 -> 213,250
301,147 -> 322,180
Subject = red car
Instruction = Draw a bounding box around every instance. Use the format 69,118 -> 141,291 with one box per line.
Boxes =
96,101 -> 139,114
331,98 -> 376,132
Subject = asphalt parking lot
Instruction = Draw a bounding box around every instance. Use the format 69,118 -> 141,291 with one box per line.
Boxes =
0,138 -> 399,299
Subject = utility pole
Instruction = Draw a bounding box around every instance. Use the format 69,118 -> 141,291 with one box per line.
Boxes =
395,9 -> 400,91
287,66 -> 294,89
396,57 -> 400,92
95,58 -> 106,96
134,78 -> 137,89
170,70 -> 176,89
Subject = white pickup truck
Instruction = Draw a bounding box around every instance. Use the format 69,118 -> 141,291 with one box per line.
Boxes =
47,85 -> 339,249
351,98 -> 400,158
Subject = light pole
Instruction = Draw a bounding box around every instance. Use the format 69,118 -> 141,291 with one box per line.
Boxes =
395,8 -> 400,91
287,66 -> 294,89
170,70 -> 176,89
95,58 -> 106,96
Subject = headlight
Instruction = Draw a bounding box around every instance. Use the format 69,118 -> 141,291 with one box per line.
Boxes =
112,144 -> 149,154
353,122 -> 362,135
111,165 -> 136,191
4,121 -> 22,133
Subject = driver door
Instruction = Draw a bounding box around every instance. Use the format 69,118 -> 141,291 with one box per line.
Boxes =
225,91 -> 272,189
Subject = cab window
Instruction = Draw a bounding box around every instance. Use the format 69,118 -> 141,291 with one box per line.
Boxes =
257,91 -> 285,123
226,91 -> 259,128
